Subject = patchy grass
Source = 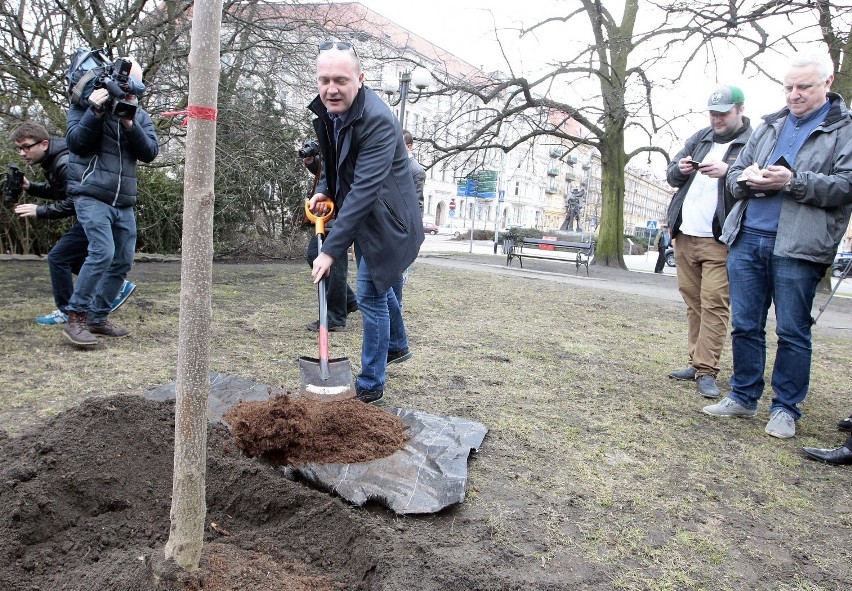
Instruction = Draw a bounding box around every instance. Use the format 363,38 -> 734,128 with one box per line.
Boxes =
0,256 -> 850,589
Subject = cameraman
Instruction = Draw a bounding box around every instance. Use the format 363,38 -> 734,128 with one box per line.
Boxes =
10,122 -> 136,325
63,56 -> 158,347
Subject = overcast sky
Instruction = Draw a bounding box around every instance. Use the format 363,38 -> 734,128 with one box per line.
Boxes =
355,0 -> 822,173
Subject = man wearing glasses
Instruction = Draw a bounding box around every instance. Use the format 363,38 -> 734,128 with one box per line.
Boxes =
307,40 -> 424,404
11,122 -> 137,326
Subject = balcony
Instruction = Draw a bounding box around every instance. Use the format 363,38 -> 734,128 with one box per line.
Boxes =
547,167 -> 561,177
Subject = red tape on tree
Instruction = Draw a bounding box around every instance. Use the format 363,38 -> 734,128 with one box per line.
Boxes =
161,105 -> 218,127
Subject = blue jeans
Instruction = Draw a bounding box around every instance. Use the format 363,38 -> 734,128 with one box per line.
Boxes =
47,222 -> 88,313
355,252 -> 408,392
67,197 -> 136,323
726,230 -> 825,419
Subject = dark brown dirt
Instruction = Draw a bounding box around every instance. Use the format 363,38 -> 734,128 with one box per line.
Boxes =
0,395 -> 379,590
223,394 -> 410,466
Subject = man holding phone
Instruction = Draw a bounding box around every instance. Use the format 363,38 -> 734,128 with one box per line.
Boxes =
665,86 -> 752,399
704,55 -> 852,439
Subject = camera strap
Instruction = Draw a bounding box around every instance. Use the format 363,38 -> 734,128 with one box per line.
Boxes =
70,69 -> 100,106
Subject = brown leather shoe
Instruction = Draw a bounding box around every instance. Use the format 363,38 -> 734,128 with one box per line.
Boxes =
87,320 -> 131,338
63,311 -> 98,346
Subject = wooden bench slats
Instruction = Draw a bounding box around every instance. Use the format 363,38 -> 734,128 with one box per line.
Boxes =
505,238 -> 595,276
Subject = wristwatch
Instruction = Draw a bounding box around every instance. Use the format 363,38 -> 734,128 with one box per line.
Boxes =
783,172 -> 796,193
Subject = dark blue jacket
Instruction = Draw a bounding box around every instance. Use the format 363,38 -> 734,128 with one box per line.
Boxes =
65,103 -> 158,208
309,85 -> 424,293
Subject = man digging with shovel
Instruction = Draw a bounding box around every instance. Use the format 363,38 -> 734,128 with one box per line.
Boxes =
306,40 -> 424,404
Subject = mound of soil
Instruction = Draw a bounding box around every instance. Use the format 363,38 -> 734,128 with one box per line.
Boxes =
0,394 -> 514,591
224,394 -> 410,465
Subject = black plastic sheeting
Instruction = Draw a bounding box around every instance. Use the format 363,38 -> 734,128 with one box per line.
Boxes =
146,372 -> 488,515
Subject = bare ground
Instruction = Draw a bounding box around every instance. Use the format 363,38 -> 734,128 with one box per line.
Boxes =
0,255 -> 850,590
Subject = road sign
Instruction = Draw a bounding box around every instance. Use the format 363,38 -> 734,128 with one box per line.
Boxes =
646,220 -> 658,230
449,209 -> 455,217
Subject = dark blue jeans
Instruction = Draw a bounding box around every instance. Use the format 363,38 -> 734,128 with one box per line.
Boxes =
726,230 -> 826,419
355,252 -> 408,392
67,197 -> 136,323
306,233 -> 356,326
47,222 -> 88,313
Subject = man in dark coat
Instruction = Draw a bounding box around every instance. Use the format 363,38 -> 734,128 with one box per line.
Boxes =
64,57 -> 158,346
307,41 -> 424,404
11,121 -> 137,325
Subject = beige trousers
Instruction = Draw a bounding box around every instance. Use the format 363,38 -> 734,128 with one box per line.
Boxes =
674,234 -> 730,377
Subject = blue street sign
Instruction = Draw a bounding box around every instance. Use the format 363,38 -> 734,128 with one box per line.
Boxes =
646,220 -> 658,230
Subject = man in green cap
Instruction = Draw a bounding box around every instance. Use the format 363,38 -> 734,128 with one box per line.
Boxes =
665,85 -> 752,399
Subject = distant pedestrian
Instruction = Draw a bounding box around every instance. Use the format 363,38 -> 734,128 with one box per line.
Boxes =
665,86 -> 752,399
653,224 -> 670,274
703,54 -> 852,439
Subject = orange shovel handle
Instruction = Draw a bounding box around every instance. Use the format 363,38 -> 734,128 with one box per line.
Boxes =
304,200 -> 334,236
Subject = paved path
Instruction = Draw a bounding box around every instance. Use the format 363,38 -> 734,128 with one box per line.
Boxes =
416,236 -> 852,335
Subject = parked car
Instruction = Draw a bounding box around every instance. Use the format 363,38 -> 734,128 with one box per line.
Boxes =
665,245 -> 676,267
423,222 -> 439,235
833,252 -> 852,277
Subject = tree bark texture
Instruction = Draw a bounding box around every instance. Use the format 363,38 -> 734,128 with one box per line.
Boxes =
163,0 -> 225,572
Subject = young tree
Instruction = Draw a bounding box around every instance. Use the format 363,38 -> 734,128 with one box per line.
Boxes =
162,0 -> 223,572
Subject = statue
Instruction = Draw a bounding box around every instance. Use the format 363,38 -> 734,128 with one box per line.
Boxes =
560,188 -> 583,232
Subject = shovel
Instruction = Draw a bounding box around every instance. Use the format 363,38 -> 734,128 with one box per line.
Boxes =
299,200 -> 356,402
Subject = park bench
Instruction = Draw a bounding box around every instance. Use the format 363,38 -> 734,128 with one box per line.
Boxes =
505,237 -> 596,276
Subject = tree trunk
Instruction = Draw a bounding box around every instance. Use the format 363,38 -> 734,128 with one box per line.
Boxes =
163,0 -> 224,572
595,132 -> 628,268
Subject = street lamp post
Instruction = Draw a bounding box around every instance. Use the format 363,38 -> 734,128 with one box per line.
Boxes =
381,66 -> 431,127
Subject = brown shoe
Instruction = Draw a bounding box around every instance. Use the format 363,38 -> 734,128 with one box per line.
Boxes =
88,320 -> 131,338
63,311 -> 98,346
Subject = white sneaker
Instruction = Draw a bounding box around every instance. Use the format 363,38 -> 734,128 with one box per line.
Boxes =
36,310 -> 68,325
765,409 -> 796,439
702,395 -> 757,418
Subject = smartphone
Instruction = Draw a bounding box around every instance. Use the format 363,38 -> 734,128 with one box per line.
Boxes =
687,160 -> 702,169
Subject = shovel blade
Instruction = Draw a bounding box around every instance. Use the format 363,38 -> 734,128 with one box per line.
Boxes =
298,356 -> 356,402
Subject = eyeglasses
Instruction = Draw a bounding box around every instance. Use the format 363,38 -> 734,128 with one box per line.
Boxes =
318,40 -> 358,57
16,141 -> 42,153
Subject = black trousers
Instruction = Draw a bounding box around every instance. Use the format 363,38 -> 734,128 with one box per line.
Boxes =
306,232 -> 357,326
654,247 -> 667,273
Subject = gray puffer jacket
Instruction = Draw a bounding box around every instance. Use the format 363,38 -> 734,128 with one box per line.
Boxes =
723,93 -> 852,265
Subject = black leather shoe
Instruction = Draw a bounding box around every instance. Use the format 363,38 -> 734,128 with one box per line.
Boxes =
347,301 -> 359,314
387,348 -> 412,365
306,320 -> 346,332
802,443 -> 852,466
355,386 -> 383,404
837,415 -> 852,432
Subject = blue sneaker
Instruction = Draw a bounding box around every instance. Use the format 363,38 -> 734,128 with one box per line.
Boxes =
110,280 -> 137,312
36,310 -> 68,325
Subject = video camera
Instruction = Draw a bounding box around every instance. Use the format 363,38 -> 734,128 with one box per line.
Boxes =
297,140 -> 320,159
66,48 -> 146,120
2,164 -> 24,205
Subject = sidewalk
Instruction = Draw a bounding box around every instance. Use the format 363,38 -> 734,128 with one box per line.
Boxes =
416,236 -> 852,333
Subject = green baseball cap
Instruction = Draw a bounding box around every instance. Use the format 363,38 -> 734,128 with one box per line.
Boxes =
707,86 -> 745,112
